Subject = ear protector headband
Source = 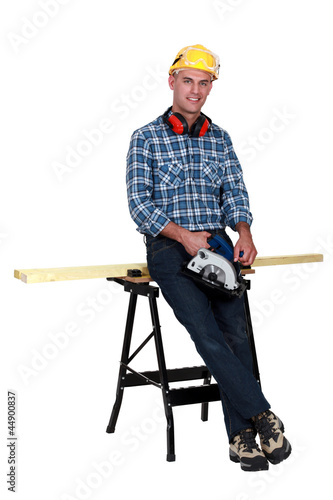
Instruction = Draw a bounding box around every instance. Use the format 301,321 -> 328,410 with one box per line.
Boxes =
163,107 -> 211,137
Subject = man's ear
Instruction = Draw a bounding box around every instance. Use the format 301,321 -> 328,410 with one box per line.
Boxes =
168,74 -> 175,90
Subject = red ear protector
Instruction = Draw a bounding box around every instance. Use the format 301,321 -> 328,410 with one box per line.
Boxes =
163,107 -> 211,137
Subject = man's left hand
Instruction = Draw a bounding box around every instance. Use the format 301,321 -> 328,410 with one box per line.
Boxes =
234,222 -> 257,266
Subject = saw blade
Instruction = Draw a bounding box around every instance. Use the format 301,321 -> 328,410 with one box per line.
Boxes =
201,264 -> 226,285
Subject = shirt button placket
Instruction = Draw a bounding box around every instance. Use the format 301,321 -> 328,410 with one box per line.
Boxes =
187,136 -> 194,175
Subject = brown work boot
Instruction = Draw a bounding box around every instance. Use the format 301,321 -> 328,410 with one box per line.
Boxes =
229,428 -> 269,471
252,410 -> 292,465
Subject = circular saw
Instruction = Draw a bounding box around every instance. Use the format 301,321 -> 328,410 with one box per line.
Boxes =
183,235 -> 248,298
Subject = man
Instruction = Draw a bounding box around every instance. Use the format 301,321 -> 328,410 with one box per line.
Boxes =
126,44 -> 291,471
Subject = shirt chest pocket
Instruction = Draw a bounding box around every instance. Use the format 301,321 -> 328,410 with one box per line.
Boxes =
201,156 -> 225,189
158,159 -> 185,187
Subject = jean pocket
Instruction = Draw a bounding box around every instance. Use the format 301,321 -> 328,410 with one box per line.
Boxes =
147,236 -> 178,258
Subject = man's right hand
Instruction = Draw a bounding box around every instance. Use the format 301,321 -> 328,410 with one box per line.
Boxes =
178,230 -> 212,256
160,222 -> 211,256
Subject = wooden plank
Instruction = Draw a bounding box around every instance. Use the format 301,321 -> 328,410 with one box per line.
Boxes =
120,275 -> 154,283
14,253 -> 323,284
241,268 -> 256,275
14,263 -> 149,284
252,253 -> 323,267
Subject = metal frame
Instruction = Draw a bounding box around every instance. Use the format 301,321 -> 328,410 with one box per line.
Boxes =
106,277 -> 260,461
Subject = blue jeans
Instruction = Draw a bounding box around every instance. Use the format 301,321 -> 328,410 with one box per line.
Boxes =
145,230 -> 270,441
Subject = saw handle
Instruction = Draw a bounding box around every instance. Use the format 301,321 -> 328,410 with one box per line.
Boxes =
207,234 -> 243,261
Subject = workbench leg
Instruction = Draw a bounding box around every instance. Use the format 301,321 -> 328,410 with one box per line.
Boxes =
201,370 -> 212,421
106,292 -> 138,433
149,294 -> 176,462
243,290 -> 261,387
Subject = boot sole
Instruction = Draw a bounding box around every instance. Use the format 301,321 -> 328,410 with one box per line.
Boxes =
230,450 -> 269,472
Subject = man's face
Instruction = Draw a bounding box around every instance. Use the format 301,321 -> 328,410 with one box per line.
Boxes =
168,69 -> 213,117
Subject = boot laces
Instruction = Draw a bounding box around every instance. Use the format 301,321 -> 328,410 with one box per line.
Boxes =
238,429 -> 260,454
255,411 -> 279,445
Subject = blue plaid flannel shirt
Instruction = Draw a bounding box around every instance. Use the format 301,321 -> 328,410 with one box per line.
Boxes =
126,111 -> 253,236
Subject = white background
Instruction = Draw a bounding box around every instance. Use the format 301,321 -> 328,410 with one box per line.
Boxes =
1,1 -> 332,499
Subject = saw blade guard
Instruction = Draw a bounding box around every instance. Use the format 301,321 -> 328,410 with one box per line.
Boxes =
187,248 -> 239,290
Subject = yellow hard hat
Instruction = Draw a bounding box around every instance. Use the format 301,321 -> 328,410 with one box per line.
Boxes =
169,44 -> 220,80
